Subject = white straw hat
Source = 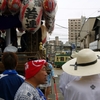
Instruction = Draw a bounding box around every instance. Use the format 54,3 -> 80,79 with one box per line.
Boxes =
71,51 -> 100,58
62,49 -> 100,76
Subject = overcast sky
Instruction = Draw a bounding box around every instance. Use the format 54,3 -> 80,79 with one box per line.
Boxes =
48,0 -> 100,43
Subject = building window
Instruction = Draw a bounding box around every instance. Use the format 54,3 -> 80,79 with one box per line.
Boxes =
75,27 -> 77,29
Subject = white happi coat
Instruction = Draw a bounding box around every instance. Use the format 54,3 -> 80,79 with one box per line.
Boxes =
59,72 -> 80,96
64,75 -> 100,100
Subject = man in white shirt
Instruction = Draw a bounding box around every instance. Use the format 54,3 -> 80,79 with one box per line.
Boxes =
62,49 -> 100,100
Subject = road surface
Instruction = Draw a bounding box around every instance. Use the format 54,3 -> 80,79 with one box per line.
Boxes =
48,68 -> 64,100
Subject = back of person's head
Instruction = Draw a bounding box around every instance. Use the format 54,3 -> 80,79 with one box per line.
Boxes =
2,52 -> 18,70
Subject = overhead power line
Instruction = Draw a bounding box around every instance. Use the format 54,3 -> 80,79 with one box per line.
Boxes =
55,24 -> 68,29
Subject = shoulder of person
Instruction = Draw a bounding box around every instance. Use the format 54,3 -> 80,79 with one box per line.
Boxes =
0,74 -> 8,79
17,74 -> 25,80
15,90 -> 34,100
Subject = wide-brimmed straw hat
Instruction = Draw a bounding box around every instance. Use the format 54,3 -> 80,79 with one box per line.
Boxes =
62,49 -> 100,76
71,51 -> 100,59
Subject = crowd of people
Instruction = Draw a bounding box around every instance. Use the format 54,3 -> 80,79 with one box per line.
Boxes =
0,48 -> 100,100
0,46 -> 55,100
0,28 -> 56,100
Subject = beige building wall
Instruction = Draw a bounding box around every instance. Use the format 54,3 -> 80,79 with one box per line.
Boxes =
68,16 -> 86,46
80,40 -> 84,49
80,18 -> 95,40
80,17 -> 96,49
68,18 -> 81,44
55,36 -> 59,45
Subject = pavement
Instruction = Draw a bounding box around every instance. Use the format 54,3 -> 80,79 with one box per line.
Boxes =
54,68 -> 64,76
48,68 -> 64,100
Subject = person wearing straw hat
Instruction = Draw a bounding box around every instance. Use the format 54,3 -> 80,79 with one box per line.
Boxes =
59,50 -> 100,97
14,59 -> 47,100
62,48 -> 100,100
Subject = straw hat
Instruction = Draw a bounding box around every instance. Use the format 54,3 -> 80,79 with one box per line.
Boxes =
62,49 -> 100,76
71,51 -> 100,58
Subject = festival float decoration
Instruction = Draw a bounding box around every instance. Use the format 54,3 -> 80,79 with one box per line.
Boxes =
0,0 -> 57,74
0,0 -> 57,34
20,0 -> 43,33
8,0 -> 21,15
0,0 -> 7,15
43,0 -> 56,12
41,24 -> 47,44
19,0 -> 57,34
0,0 -> 57,46
43,0 -> 57,34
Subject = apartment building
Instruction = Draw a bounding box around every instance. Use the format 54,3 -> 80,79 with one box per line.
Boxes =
68,16 -> 86,47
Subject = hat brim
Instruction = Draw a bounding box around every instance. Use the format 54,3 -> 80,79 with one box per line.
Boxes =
95,52 -> 100,56
62,58 -> 100,76
71,51 -> 100,58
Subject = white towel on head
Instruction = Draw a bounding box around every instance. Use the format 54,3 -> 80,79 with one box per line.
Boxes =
4,44 -> 17,52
